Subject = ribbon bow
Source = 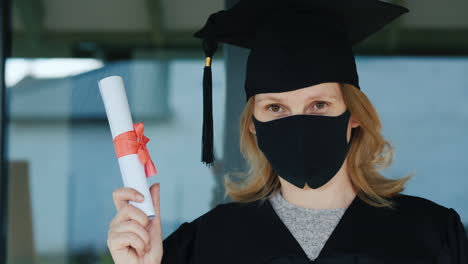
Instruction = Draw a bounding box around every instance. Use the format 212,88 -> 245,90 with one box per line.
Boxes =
113,122 -> 158,178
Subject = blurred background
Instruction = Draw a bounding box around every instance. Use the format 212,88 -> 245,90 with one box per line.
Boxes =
0,0 -> 467,263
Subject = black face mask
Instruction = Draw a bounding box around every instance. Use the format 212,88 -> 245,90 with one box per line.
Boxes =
252,109 -> 352,189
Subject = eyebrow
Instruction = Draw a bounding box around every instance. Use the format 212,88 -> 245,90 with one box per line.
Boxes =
256,94 -> 338,103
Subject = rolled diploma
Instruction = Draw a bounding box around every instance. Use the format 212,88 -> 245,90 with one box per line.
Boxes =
98,75 -> 155,219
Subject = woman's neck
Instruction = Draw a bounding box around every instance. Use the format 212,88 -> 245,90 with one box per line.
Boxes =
278,165 -> 357,209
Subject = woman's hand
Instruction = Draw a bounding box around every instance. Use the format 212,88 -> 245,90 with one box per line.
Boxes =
107,183 -> 163,264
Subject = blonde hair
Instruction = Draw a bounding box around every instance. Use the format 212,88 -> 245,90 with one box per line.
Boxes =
223,82 -> 414,209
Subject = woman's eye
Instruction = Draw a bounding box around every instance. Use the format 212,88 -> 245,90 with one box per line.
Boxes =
314,101 -> 329,110
266,104 -> 282,113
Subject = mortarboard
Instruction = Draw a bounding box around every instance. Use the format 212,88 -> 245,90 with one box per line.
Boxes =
193,0 -> 409,167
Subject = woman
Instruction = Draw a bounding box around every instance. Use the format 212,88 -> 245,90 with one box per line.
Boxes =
107,0 -> 468,263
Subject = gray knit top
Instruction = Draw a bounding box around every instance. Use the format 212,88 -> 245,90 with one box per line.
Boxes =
268,190 -> 347,261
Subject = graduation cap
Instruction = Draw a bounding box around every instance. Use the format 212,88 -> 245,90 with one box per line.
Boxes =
193,0 -> 409,167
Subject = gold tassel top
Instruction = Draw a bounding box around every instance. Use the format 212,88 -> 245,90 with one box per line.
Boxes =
205,57 -> 212,67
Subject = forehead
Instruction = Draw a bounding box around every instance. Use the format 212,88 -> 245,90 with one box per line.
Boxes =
255,82 -> 341,102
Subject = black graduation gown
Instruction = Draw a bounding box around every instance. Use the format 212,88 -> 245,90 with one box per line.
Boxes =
161,193 -> 468,263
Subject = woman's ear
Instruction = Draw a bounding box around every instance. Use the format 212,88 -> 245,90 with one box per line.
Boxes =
249,120 -> 256,135
350,116 -> 360,129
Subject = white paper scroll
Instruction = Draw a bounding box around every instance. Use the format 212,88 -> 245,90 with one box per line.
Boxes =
98,75 -> 156,219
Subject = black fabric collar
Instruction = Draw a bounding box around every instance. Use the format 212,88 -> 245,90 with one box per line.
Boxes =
195,191 -> 446,263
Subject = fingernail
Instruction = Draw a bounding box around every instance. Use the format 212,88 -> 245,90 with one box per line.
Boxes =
136,194 -> 144,201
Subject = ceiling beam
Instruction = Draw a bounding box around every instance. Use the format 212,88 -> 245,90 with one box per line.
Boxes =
145,0 -> 166,47
14,0 -> 44,55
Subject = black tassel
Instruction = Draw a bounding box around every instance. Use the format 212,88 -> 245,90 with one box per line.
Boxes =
201,38 -> 218,167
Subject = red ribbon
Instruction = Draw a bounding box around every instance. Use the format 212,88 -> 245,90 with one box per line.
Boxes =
113,122 -> 157,178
